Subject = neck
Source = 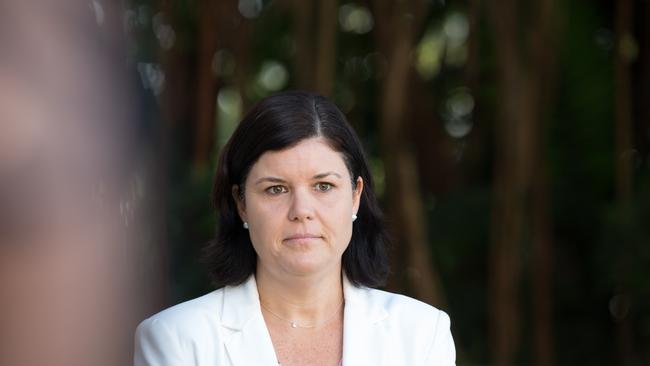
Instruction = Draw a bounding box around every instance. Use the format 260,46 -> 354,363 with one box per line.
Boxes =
255,265 -> 344,327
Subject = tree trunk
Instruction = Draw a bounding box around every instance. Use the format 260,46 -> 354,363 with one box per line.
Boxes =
314,0 -> 338,97
232,15 -> 253,111
463,0 -> 487,179
487,2 -> 527,364
410,73 -> 450,195
638,0 -> 650,162
529,1 -> 559,365
371,0 -> 445,307
615,0 -> 634,202
487,1 -> 558,364
290,0 -> 315,90
193,1 -> 219,171
614,1 -> 635,365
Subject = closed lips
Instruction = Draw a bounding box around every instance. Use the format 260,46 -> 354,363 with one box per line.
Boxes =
284,234 -> 322,241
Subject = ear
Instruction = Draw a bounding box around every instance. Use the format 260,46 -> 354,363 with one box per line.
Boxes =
232,185 -> 247,222
352,176 -> 364,215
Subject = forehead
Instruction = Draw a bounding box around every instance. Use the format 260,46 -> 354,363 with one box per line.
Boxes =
247,137 -> 350,179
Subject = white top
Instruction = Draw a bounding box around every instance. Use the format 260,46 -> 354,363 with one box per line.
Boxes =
134,275 -> 456,365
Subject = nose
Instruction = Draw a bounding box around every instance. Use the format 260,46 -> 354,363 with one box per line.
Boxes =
287,187 -> 314,222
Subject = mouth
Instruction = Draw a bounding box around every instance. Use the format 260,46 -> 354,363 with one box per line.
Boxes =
283,234 -> 323,244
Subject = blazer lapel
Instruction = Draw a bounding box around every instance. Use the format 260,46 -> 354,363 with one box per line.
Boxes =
220,274 -> 392,365
341,276 -> 389,365
221,276 -> 279,366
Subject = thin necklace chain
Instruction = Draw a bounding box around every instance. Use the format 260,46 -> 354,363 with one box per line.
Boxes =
260,299 -> 345,329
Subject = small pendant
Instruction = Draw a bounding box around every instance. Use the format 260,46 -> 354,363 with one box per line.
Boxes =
291,322 -> 297,328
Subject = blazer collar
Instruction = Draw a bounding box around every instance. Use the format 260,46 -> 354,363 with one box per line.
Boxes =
342,274 -> 389,365
220,275 -> 279,365
220,275 -> 260,330
341,274 -> 388,323
220,274 -> 391,365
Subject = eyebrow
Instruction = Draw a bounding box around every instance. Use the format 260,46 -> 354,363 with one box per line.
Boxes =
313,171 -> 342,180
254,172 -> 342,185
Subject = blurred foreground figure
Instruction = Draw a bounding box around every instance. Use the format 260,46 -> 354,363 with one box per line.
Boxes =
0,2 -> 162,365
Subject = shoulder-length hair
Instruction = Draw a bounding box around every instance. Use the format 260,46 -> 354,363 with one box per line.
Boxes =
204,90 -> 389,288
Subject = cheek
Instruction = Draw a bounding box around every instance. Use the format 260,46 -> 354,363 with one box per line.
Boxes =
336,192 -> 355,214
247,197 -> 282,222
325,199 -> 354,240
246,201 -> 284,245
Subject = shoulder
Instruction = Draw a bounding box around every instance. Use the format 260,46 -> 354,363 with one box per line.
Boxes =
359,286 -> 449,325
134,289 -> 225,365
350,286 -> 455,364
138,289 -> 224,336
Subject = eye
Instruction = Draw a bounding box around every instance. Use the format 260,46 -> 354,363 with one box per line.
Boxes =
315,182 -> 333,192
265,185 -> 288,195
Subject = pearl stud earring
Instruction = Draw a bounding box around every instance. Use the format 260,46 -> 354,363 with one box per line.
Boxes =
352,214 -> 357,221
243,222 -> 249,229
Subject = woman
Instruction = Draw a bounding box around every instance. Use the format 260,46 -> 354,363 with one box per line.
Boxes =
134,91 -> 456,365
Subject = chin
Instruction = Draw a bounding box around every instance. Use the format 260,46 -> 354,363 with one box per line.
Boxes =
282,257 -> 330,276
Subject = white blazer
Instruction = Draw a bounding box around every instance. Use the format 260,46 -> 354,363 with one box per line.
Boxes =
134,275 -> 455,365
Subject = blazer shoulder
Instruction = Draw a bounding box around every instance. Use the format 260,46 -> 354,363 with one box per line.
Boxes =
364,287 -> 448,322
134,289 -> 226,365
137,288 -> 224,340
362,288 -> 455,365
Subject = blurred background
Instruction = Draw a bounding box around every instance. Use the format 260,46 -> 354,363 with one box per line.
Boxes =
1,0 -> 649,365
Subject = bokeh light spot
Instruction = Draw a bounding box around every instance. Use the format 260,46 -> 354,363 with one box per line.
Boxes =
257,61 -> 289,92
238,0 -> 263,19
339,4 -> 374,34
443,12 -> 469,67
415,28 -> 444,80
152,13 -> 176,50
443,12 -> 469,44
137,63 -> 165,96
217,87 -> 243,148
443,87 -> 474,138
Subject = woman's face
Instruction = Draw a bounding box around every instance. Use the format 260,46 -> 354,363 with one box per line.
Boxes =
235,137 -> 363,279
